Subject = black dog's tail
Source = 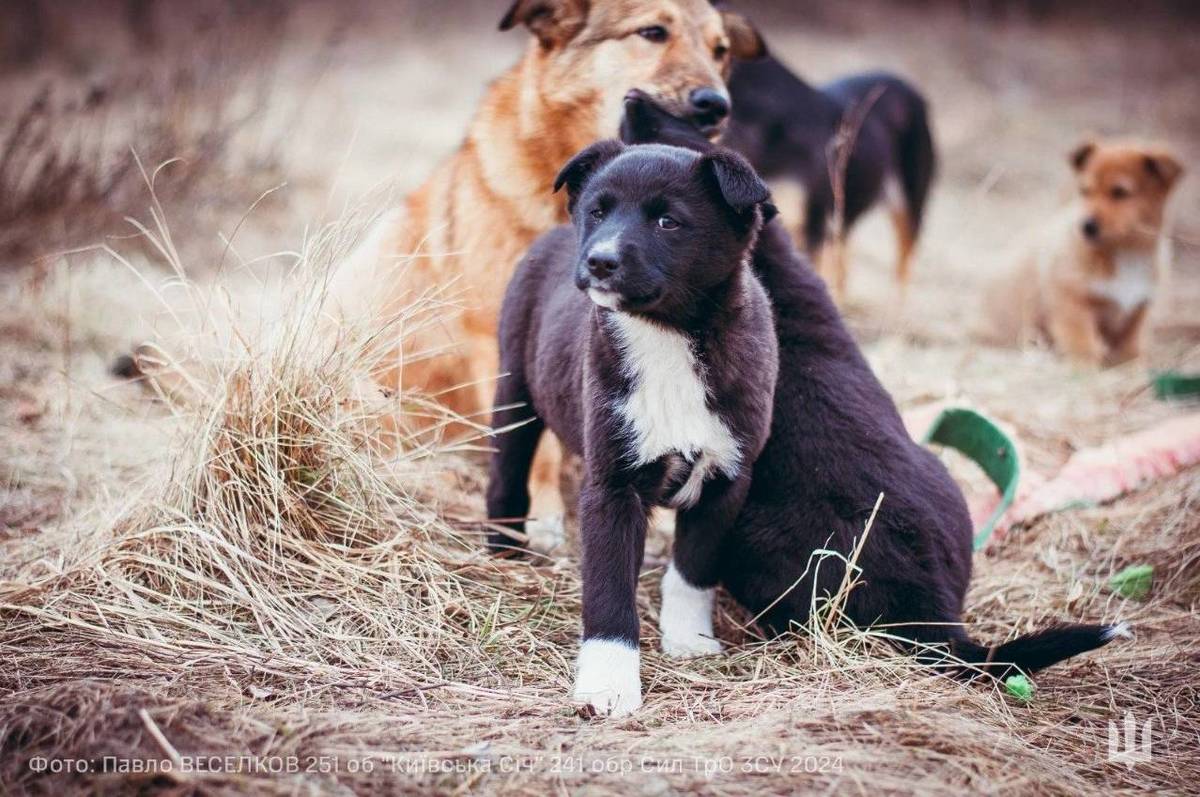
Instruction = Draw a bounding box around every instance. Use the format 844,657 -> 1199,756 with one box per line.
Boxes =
937,622 -> 1131,680
895,93 -> 935,240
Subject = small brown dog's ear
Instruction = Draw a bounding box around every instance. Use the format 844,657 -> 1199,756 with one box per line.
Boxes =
721,11 -> 766,60
1069,140 -> 1096,172
499,0 -> 587,49
553,139 -> 625,212
1143,150 -> 1184,190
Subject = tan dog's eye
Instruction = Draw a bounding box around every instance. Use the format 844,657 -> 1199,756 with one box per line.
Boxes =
713,43 -> 729,60
1110,185 -> 1131,200
637,26 -> 668,43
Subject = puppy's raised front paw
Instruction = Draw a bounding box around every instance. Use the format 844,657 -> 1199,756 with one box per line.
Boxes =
573,638 -> 641,718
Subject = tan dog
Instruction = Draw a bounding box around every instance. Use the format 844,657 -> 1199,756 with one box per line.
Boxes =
329,0 -> 763,530
983,139 -> 1183,364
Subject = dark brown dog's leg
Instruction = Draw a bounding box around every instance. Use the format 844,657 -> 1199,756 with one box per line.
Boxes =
889,204 -> 916,288
817,237 -> 848,303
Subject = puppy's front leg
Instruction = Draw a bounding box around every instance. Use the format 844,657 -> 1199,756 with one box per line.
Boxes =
1048,292 -> 1106,365
573,481 -> 647,718
1108,302 -> 1150,364
661,474 -> 748,658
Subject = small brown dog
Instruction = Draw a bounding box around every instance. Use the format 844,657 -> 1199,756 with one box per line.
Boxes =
984,139 -> 1183,364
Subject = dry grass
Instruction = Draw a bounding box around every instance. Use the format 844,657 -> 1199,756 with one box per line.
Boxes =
2,2 -> 1199,794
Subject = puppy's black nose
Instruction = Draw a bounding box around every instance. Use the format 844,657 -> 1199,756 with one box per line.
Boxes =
1081,218 -> 1100,240
587,253 -> 619,278
688,87 -> 730,122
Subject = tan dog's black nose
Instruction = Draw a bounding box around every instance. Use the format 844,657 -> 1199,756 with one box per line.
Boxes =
689,87 -> 730,124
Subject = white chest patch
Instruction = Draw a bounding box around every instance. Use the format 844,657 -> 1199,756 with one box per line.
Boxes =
1090,252 -> 1155,314
607,313 -> 741,508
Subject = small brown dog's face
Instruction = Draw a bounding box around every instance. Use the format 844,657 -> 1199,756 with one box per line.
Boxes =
1070,140 -> 1184,249
501,0 -> 764,142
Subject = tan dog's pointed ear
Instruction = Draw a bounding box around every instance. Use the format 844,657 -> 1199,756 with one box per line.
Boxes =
1143,150 -> 1184,191
1069,140 -> 1096,172
500,0 -> 588,49
721,11 -> 766,60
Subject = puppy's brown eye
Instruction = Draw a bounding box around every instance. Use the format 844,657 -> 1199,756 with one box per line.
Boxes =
637,26 -> 668,43
589,208 -> 604,220
657,215 -> 679,230
1110,185 -> 1131,200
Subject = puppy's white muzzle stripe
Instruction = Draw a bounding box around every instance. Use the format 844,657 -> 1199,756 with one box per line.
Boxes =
573,638 -> 641,717
659,561 -> 722,658
588,235 -> 620,259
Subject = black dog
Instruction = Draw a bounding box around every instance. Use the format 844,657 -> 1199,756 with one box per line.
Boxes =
622,93 -> 1128,683
485,141 -> 778,717
721,54 -> 936,301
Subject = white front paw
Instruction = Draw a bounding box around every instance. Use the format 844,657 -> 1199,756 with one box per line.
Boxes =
573,639 -> 642,718
659,561 -> 722,659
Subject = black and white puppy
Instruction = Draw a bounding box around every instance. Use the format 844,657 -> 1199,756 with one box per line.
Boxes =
622,93 -> 1129,682
486,142 -> 779,717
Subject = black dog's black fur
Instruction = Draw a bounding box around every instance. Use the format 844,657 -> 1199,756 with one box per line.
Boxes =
722,55 -> 936,272
486,142 -> 778,658
621,93 -> 1126,680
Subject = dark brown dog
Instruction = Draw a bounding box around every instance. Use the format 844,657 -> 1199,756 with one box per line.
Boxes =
721,54 -> 936,303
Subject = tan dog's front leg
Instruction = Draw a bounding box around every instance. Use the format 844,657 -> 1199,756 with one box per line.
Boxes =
1048,295 -> 1106,365
527,433 -> 567,551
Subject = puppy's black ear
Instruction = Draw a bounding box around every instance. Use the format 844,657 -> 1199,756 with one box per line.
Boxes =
1069,140 -> 1096,172
500,0 -> 587,49
698,149 -> 771,216
553,139 -> 625,212
720,11 -> 766,60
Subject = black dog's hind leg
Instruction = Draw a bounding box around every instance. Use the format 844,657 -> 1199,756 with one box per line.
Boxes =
573,479 -> 648,716
804,193 -> 847,301
893,100 -> 936,286
484,372 -> 544,555
660,474 -> 750,658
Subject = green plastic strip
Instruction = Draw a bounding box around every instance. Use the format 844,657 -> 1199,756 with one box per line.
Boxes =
921,407 -> 1021,551
1152,371 -> 1200,401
